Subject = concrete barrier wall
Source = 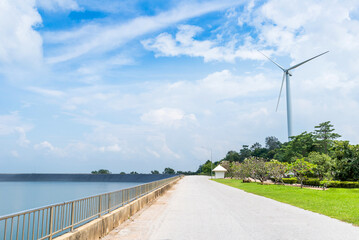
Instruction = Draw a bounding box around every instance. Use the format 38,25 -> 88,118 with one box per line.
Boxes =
54,177 -> 181,240
0,173 -> 176,182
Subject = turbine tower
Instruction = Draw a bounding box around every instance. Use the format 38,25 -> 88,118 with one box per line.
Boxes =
259,51 -> 329,140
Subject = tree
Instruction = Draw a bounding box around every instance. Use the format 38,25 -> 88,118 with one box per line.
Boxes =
275,132 -> 317,162
331,141 -> 359,181
250,143 -> 269,158
197,160 -> 213,175
239,145 -> 251,162
253,149 -> 269,158
265,136 -> 281,151
230,162 -> 242,179
221,161 -> 234,178
307,152 -> 334,180
91,169 -> 111,174
239,158 -> 255,181
251,157 -> 269,184
267,160 -> 288,184
290,158 -> 316,188
250,142 -> 262,151
163,167 -> 175,174
222,151 -> 241,162
314,121 -> 341,154
290,132 -> 318,158
240,157 -> 269,184
130,171 -> 138,174
176,171 -> 196,175
151,170 -> 160,174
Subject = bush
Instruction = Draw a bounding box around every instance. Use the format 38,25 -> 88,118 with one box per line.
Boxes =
282,177 -> 297,184
91,169 -> 111,174
302,178 -> 321,186
283,178 -> 359,188
322,181 -> 359,188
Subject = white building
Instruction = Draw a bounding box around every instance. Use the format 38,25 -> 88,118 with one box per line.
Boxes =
213,165 -> 227,179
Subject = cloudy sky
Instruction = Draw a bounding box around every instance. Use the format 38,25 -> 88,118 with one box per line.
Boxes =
0,0 -> 358,173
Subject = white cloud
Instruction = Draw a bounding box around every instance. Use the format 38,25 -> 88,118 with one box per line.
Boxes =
98,144 -> 122,152
146,135 -> 181,159
0,112 -> 32,147
42,69 -> 275,122
11,150 -> 19,158
75,0 -> 139,14
15,127 -> 31,147
197,70 -> 274,98
27,87 -> 65,97
36,0 -> 81,11
33,141 -> 69,157
34,141 -> 55,151
23,69 -> 277,169
43,0 -> 242,63
0,0 -> 43,65
73,54 -> 136,84
146,148 -> 161,158
141,108 -> 196,127
142,24 -> 262,62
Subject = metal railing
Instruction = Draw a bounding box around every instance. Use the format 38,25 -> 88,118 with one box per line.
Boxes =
0,176 -> 180,240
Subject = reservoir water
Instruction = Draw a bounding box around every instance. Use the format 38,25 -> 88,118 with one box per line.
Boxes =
0,181 -> 142,216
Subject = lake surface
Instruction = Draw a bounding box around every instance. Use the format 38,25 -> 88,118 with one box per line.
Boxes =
0,181 -> 142,216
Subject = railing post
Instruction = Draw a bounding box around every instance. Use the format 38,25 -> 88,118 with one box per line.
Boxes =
49,206 -> 54,240
108,193 -> 111,212
70,202 -> 75,231
98,195 -> 102,218
122,190 -> 124,206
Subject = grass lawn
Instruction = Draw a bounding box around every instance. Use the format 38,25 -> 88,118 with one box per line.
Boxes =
213,179 -> 359,226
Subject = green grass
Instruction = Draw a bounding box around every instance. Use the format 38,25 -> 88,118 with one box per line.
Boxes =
213,179 -> 359,226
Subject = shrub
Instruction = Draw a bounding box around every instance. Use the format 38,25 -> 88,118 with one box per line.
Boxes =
281,177 -> 359,188
282,177 -> 297,184
302,178 -> 321,186
242,178 -> 252,183
322,181 -> 359,188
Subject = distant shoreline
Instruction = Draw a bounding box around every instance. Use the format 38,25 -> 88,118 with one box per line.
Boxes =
0,173 -> 175,182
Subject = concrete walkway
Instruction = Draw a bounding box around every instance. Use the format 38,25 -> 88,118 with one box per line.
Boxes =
103,176 -> 359,240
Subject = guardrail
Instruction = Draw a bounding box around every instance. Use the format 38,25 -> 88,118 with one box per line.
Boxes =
0,175 -> 180,240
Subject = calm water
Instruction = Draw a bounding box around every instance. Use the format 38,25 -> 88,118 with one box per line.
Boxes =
0,181 -> 142,216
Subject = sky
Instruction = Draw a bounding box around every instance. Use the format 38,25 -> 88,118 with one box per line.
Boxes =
0,0 -> 359,173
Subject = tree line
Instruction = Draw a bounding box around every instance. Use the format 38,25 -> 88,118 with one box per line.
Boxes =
199,121 -> 359,182
91,167 -> 180,175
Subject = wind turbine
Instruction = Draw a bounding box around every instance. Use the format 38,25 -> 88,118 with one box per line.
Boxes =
259,50 -> 329,140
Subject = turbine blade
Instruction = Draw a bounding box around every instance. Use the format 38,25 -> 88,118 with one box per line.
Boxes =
276,72 -> 286,112
258,50 -> 285,71
287,51 -> 329,71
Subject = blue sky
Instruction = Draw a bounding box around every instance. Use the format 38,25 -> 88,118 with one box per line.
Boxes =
0,0 -> 359,173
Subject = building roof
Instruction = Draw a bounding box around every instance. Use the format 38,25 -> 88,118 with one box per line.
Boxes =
213,165 -> 227,172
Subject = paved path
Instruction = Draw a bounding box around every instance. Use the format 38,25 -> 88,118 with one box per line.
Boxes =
103,176 -> 359,240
